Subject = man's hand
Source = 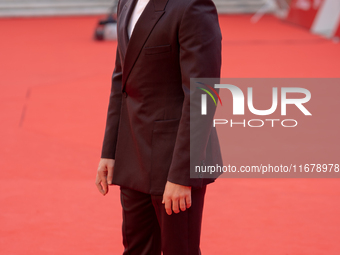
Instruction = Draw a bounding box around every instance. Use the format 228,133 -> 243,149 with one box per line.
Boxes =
162,181 -> 192,215
95,158 -> 115,196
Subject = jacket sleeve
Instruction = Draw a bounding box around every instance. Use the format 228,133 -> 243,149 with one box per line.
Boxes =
101,0 -> 124,159
101,47 -> 123,159
167,0 -> 222,186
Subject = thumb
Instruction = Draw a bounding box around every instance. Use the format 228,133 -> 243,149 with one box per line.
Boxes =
107,164 -> 114,185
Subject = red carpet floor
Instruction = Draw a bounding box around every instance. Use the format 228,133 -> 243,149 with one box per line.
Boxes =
0,15 -> 339,255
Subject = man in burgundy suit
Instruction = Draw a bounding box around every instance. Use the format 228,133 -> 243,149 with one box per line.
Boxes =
95,0 -> 222,253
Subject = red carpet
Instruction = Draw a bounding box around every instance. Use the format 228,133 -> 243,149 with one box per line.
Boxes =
0,15 -> 339,255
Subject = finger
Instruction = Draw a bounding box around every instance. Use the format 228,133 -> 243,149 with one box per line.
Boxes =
101,177 -> 108,195
172,197 -> 180,214
95,175 -> 105,195
164,198 -> 172,215
98,171 -> 108,195
185,194 -> 192,209
179,196 -> 187,212
97,184 -> 105,195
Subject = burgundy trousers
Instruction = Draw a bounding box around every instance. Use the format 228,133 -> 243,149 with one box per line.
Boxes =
120,186 -> 207,255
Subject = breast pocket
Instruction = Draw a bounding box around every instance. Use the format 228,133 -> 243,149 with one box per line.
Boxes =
144,44 -> 172,55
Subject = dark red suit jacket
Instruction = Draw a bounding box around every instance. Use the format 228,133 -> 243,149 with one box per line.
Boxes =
101,0 -> 222,195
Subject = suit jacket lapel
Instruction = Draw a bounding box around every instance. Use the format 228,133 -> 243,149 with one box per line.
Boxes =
117,0 -> 138,64
122,0 -> 169,89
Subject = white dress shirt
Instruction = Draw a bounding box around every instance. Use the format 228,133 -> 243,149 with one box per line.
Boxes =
128,0 -> 150,38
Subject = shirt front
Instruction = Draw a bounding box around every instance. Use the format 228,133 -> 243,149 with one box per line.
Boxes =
128,0 -> 150,38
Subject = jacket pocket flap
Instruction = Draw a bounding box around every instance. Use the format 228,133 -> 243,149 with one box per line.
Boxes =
144,45 -> 171,55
